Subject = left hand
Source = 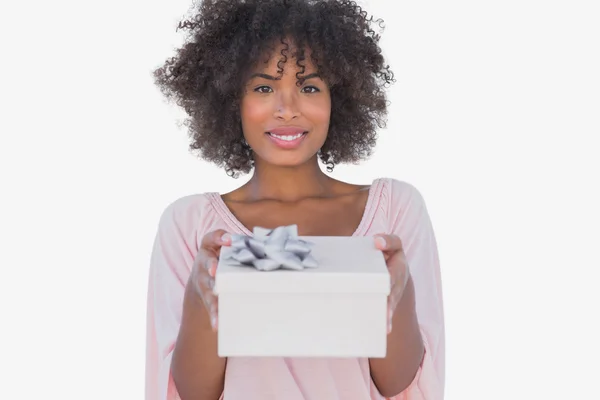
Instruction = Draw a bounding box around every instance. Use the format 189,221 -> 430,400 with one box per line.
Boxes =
375,234 -> 410,334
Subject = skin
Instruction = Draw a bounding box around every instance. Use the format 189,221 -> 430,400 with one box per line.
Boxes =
240,45 -> 332,172
171,41 -> 424,400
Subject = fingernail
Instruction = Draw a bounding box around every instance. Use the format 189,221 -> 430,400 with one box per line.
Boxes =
211,315 -> 218,330
376,236 -> 387,249
221,233 -> 231,244
205,259 -> 216,276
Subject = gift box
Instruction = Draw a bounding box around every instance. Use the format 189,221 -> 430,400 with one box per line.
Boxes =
213,225 -> 390,358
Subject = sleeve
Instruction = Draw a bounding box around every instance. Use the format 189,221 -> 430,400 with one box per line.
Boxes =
382,179 -> 445,400
145,198 -> 199,400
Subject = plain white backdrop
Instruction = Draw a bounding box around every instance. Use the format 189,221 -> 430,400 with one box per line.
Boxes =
1,0 -> 598,398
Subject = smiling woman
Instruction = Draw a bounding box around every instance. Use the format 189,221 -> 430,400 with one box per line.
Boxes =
147,1 -> 445,400
153,0 -> 394,177
240,44 -> 332,168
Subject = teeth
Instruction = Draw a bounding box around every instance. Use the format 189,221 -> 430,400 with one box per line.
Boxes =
268,132 -> 304,141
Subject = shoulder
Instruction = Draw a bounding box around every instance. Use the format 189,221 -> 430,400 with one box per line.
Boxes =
156,192 -> 218,236
376,177 -> 427,209
372,177 -> 432,232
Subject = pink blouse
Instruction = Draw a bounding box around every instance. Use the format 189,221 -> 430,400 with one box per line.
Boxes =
145,177 -> 445,399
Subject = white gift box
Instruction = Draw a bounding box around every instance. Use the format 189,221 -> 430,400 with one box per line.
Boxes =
214,235 -> 390,358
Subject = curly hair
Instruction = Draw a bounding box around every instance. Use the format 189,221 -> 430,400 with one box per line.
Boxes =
153,0 -> 395,177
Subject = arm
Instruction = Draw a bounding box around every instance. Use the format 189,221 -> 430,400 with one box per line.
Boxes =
145,197 -> 228,400
369,180 -> 445,399
171,282 -> 226,400
369,274 -> 425,397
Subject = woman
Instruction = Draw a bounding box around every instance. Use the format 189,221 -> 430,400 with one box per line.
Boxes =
145,0 -> 444,399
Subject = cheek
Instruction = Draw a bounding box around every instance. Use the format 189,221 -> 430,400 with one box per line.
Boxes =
240,99 -> 270,128
302,97 -> 331,126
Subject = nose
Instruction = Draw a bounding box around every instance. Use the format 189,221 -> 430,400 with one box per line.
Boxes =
274,90 -> 300,121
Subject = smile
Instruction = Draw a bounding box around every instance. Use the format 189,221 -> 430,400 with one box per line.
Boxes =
267,132 -> 306,141
265,131 -> 308,149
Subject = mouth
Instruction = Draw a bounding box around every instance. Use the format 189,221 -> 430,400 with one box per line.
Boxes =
266,131 -> 308,141
265,131 -> 308,149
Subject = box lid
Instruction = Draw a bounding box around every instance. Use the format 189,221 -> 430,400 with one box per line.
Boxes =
214,236 -> 390,295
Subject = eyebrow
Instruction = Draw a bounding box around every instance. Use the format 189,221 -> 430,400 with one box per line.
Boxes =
249,72 -> 321,81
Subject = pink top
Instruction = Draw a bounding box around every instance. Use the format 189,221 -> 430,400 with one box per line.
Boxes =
145,177 -> 445,400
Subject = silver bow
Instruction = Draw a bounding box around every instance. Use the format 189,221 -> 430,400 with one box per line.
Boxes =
224,225 -> 318,271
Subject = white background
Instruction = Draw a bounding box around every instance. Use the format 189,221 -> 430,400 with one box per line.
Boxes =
1,0 -> 598,398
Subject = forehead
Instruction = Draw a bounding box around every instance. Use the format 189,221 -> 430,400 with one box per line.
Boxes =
253,42 -> 317,74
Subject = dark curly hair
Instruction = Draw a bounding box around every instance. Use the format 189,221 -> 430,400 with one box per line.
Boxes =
153,0 -> 395,177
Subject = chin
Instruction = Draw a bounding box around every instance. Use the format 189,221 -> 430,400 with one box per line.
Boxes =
249,132 -> 326,169
259,152 -> 319,169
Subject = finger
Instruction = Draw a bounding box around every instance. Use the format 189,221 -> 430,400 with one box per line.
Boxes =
193,248 -> 218,278
197,270 -> 216,294
201,229 -> 232,254
386,283 -> 404,335
196,274 -> 219,331
374,233 -> 403,253
203,292 -> 219,331
390,281 -> 405,309
204,255 -> 219,278
387,301 -> 393,334
386,255 -> 409,296
202,292 -> 219,331
374,235 -> 391,262
210,299 -> 219,332
386,272 -> 407,324
394,254 -> 410,288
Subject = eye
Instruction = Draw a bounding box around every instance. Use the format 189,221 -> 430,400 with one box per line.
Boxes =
302,86 -> 320,93
254,86 -> 273,93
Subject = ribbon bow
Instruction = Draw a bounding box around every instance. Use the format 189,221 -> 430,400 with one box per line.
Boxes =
224,225 -> 318,271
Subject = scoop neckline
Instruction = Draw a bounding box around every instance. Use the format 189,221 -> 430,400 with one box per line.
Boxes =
207,178 -> 383,237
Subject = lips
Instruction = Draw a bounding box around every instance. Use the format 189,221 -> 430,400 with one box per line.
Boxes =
266,131 -> 306,141
266,127 -> 308,137
265,126 -> 309,149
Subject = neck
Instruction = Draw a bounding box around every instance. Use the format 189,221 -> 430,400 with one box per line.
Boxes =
244,156 -> 335,202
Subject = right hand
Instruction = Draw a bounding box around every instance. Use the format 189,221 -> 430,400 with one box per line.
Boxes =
188,229 -> 232,331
